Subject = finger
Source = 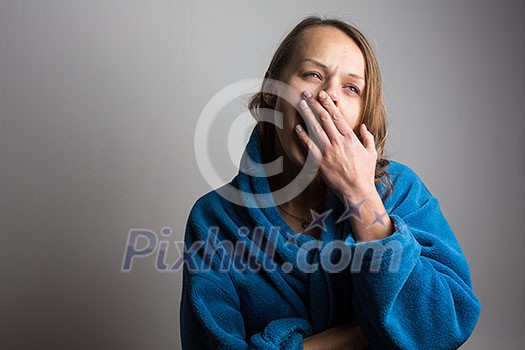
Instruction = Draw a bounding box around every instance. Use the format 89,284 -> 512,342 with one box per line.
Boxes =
295,124 -> 322,160
316,90 -> 353,139
304,90 -> 345,144
360,123 -> 376,152
298,97 -> 329,151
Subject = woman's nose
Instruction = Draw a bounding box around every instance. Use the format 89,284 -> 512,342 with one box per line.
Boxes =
321,83 -> 339,107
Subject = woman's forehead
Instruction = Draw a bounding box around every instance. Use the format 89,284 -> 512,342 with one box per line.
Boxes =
291,26 -> 365,73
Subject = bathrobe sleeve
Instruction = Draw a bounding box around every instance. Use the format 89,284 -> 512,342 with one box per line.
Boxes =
179,199 -> 313,350
180,269 -> 312,350
344,164 -> 481,349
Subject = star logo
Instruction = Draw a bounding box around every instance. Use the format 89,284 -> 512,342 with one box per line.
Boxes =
336,196 -> 366,223
286,232 -> 299,245
304,208 -> 333,232
366,210 -> 389,228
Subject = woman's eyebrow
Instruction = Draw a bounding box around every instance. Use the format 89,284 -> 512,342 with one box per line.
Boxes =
299,58 -> 365,81
348,73 -> 365,82
299,58 -> 328,69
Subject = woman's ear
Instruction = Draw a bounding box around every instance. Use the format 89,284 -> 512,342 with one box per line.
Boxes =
262,70 -> 277,107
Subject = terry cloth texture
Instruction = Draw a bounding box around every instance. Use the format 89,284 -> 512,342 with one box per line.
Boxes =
180,127 -> 481,349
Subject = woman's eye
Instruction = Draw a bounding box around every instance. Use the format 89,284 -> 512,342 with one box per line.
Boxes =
346,85 -> 360,94
304,72 -> 322,80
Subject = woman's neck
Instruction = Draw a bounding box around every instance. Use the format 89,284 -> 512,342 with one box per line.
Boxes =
267,138 -> 326,216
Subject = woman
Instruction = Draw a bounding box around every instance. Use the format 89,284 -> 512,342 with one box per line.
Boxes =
180,16 -> 481,349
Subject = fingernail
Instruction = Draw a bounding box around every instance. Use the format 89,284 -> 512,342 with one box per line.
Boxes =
296,124 -> 303,132
319,91 -> 327,100
302,90 -> 312,99
299,100 -> 308,109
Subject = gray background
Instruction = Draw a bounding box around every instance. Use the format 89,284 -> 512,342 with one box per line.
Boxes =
1,0 -> 523,349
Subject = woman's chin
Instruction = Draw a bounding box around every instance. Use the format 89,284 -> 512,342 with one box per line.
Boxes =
290,147 -> 308,168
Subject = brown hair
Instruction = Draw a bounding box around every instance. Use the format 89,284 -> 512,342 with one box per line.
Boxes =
248,16 -> 393,201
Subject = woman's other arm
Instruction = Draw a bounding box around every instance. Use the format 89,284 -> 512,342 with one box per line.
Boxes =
180,198 -> 313,350
302,320 -> 368,350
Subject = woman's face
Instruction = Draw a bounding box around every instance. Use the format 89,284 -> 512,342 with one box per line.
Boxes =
271,26 -> 366,168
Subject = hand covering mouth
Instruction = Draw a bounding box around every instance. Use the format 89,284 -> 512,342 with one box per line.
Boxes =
296,114 -> 308,135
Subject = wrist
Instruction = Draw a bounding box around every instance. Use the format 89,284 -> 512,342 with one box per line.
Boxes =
340,183 -> 377,202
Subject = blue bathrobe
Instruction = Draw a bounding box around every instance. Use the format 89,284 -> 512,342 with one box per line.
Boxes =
180,128 -> 481,349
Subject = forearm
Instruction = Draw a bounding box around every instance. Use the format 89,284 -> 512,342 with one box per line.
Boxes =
342,187 -> 394,242
302,320 -> 368,350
